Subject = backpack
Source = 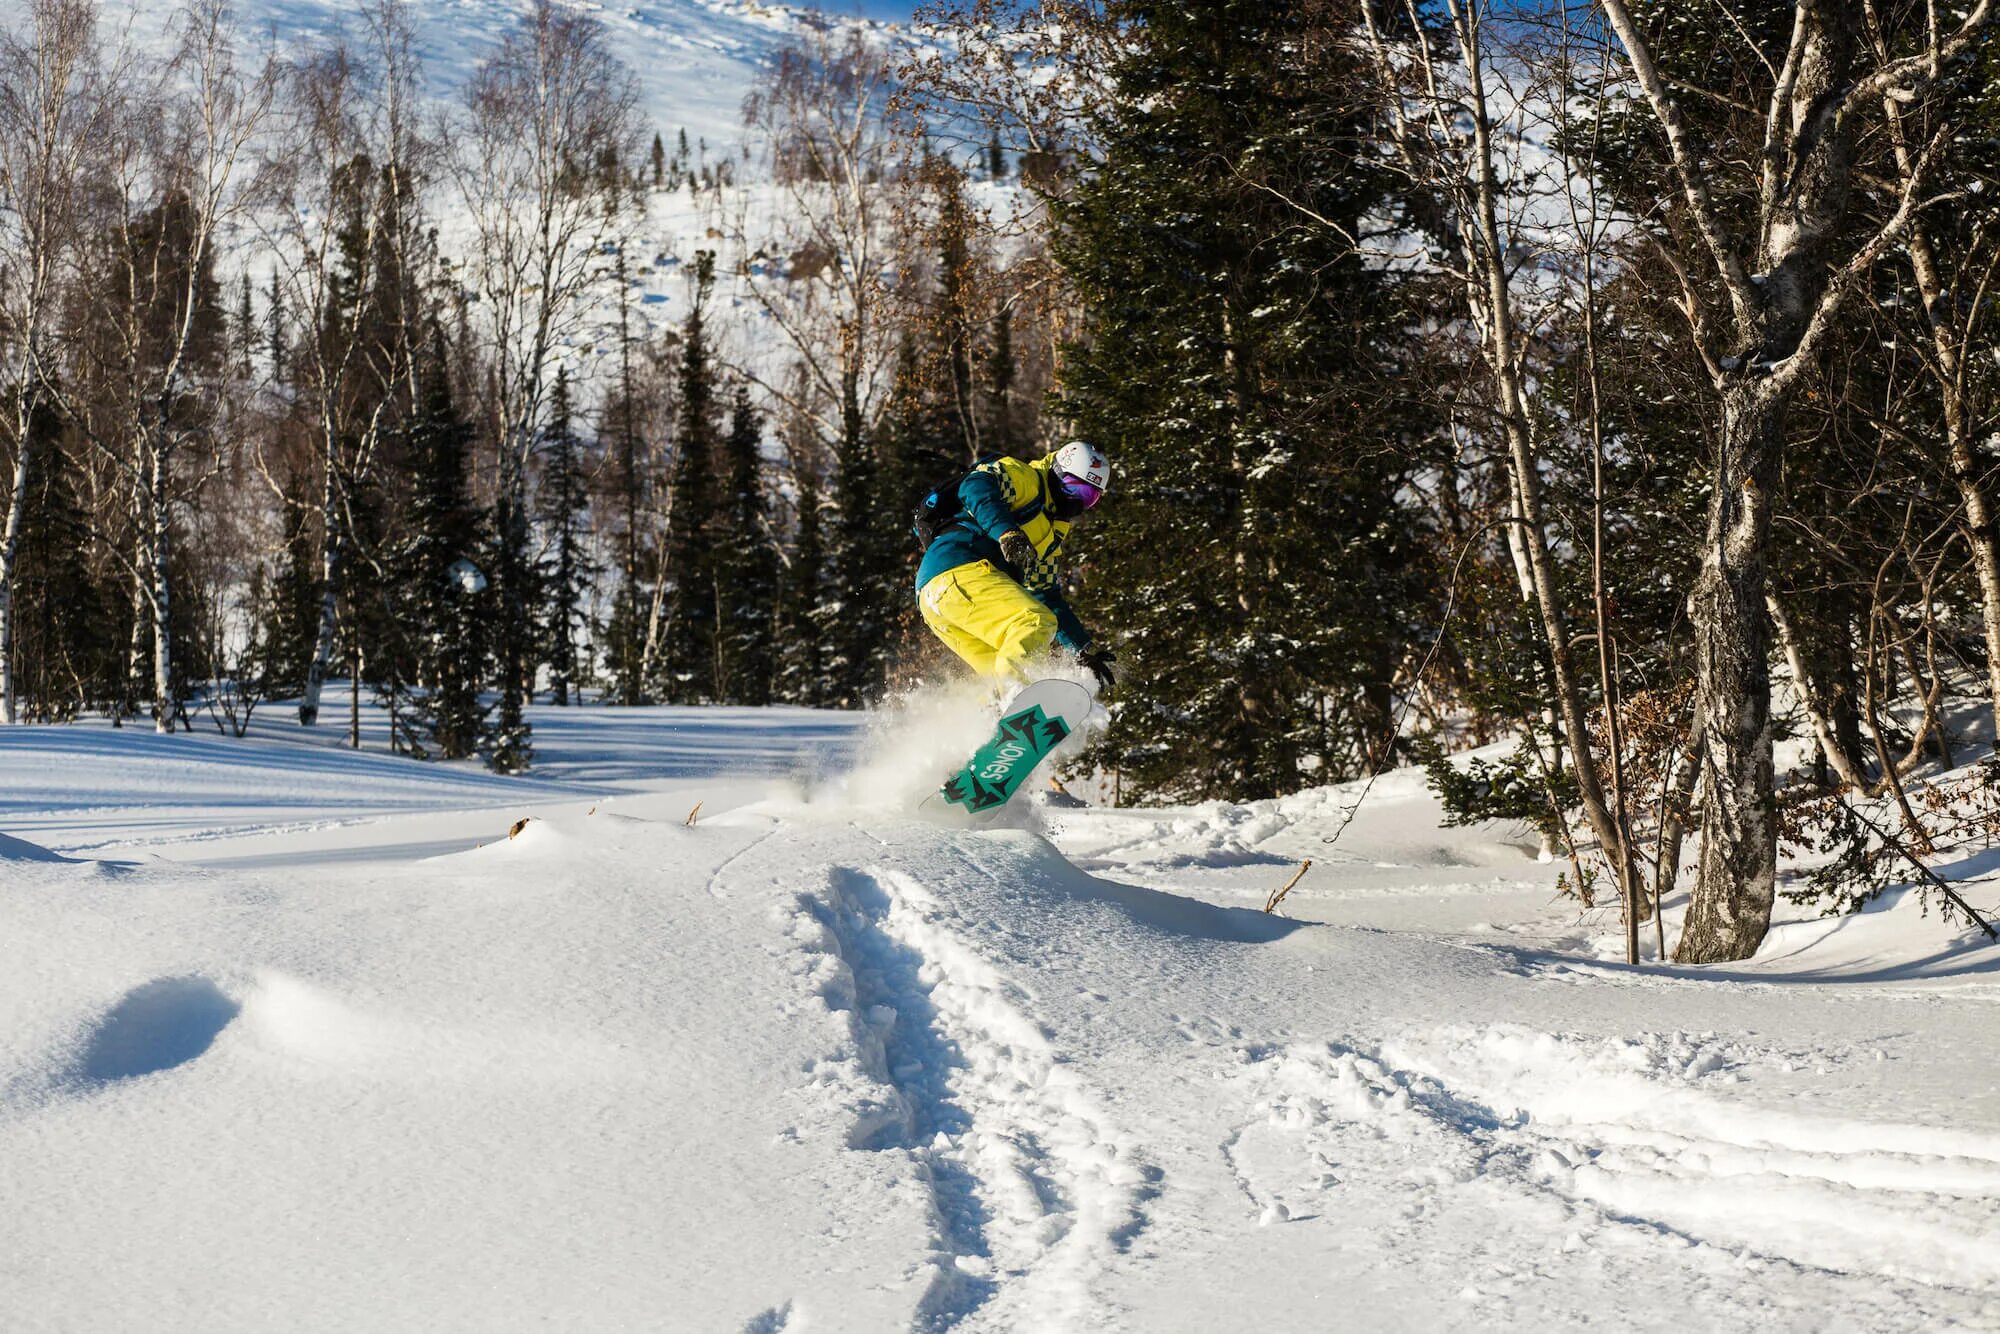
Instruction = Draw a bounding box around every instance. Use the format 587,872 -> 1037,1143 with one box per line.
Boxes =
911,453 -> 1006,552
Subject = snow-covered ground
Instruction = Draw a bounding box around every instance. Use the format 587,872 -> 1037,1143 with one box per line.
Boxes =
4,694 -> 1999,1331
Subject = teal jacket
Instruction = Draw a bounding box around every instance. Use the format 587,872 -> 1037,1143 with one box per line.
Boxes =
915,455 -> 1092,650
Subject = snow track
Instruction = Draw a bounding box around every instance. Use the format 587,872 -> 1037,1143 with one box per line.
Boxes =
1229,1024 -> 2000,1303
786,853 -> 1153,1331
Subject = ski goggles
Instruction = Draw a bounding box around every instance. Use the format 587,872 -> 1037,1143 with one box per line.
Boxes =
1055,471 -> 1104,510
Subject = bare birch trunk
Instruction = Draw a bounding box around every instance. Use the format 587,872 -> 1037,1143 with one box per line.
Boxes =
0,448 -> 29,724
148,446 -> 173,734
1675,385 -> 1780,960
1909,227 -> 2000,746
1767,591 -> 1872,790
1449,0 -> 1631,882
298,449 -> 341,726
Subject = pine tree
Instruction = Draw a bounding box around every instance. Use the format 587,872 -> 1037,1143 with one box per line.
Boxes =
266,268 -> 286,383
10,412 -> 118,720
776,466 -> 828,705
235,274 -> 255,380
650,130 -> 666,188
396,341 -> 491,761
931,162 -> 979,457
258,494 -> 319,697
487,492 -> 537,772
821,380 -> 885,706
1056,0 -> 1430,801
538,366 -> 594,705
984,307 -> 1019,456
599,248 -> 654,705
661,251 -> 722,701
712,385 -> 779,703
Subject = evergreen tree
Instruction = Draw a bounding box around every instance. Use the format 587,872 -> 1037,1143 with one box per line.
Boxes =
266,268 -> 286,382
650,130 -> 666,187
1056,0 -> 1429,801
396,341 -> 491,761
776,467 -> 829,705
260,495 -> 320,697
10,411 -> 118,719
661,251 -> 722,701
487,495 -> 537,772
538,367 -> 594,705
984,307 -> 1020,456
600,247 -> 654,706
235,274 -> 255,380
713,385 -> 778,703
821,377 -> 890,706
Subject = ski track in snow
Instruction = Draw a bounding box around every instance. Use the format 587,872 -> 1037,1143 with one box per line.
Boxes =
776,844 -> 1153,1332
1225,1024 -> 2000,1303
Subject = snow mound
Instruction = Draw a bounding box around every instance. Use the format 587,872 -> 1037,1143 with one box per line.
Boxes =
969,827 -> 1299,944
0,830 -> 74,862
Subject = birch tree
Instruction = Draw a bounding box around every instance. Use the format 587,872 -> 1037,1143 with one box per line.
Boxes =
63,0 -> 272,734
1596,0 -> 1997,961
736,25 -> 901,457
0,0 -> 110,726
1358,0 -> 1650,916
267,0 -> 429,726
1861,0 -> 2000,745
447,0 -> 636,754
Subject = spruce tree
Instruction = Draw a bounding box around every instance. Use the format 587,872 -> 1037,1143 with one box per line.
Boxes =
487,496 -> 537,772
661,251 -> 722,701
235,274 -> 255,380
266,268 -> 286,382
1056,0 -> 1429,801
775,436 -> 829,706
261,495 -> 319,697
538,367 -> 594,705
821,379 -> 889,706
11,416 -> 118,719
600,248 -> 654,706
713,386 -> 779,703
396,342 -> 491,761
984,308 -> 1019,456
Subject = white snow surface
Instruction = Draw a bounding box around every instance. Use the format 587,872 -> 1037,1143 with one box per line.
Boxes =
4,693 -> 2000,1331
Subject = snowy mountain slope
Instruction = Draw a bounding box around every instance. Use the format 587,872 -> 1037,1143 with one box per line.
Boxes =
3,700 -> 2000,1330
101,0 -> 897,156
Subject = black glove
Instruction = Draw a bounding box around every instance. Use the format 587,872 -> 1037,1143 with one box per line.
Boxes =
998,529 -> 1034,568
1079,647 -> 1116,691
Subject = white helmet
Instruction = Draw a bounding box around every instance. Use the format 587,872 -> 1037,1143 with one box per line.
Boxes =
1052,440 -> 1110,495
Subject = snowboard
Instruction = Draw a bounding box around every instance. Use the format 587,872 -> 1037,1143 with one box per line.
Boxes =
922,679 -> 1095,819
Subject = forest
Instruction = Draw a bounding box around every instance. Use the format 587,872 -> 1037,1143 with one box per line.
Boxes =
1,0 -> 1998,964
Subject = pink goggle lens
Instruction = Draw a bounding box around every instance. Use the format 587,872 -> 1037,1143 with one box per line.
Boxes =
1058,472 -> 1104,509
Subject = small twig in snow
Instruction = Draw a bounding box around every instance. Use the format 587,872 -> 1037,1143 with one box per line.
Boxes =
1264,860 -> 1312,915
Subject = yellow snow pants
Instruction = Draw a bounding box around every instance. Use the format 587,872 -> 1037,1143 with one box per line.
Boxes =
918,560 -> 1058,683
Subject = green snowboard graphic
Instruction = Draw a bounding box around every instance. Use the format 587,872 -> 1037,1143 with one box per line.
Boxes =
935,681 -> 1093,815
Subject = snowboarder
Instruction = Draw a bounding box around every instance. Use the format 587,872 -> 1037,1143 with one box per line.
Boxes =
915,441 -> 1117,691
